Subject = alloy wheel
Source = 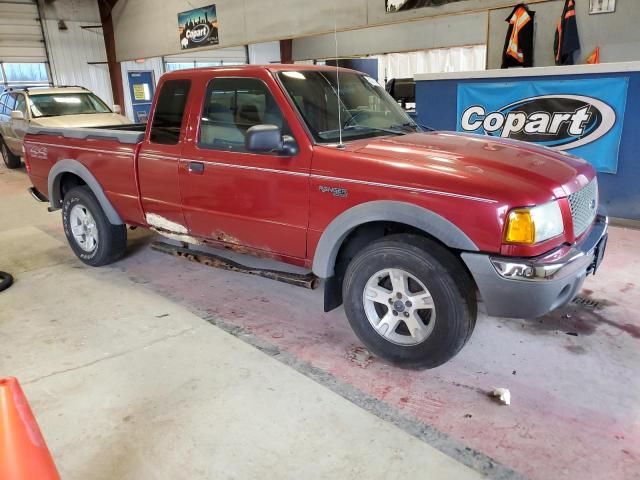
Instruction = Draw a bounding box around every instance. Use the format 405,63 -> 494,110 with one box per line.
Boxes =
362,268 -> 437,346
69,204 -> 99,252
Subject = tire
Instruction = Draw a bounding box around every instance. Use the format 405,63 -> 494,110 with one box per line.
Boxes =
342,234 -> 477,369
1,138 -> 21,169
0,271 -> 13,292
62,186 -> 127,267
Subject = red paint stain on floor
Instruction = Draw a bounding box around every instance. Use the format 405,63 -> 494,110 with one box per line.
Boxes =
112,227 -> 640,480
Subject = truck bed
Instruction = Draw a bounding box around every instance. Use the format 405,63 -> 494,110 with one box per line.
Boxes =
24,125 -> 147,226
28,124 -> 147,144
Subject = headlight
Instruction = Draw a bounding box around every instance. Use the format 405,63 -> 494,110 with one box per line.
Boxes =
504,200 -> 564,244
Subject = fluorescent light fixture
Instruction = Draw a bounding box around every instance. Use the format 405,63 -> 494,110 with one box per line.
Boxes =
282,71 -> 306,80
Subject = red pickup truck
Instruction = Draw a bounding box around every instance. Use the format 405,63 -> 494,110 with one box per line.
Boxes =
23,65 -> 608,369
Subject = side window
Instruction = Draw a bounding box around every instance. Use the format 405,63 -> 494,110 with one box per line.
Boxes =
199,77 -> 288,153
150,79 -> 191,145
0,94 -> 6,115
5,94 -> 17,114
15,95 -> 27,116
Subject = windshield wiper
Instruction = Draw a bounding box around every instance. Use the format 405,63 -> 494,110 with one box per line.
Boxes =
391,122 -> 435,133
343,125 -> 407,135
318,125 -> 406,138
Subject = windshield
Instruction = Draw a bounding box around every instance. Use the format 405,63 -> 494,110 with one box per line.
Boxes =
278,70 -> 420,143
29,93 -> 111,118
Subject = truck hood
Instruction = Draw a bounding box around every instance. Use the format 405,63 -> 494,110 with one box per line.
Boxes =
350,131 -> 595,203
31,113 -> 131,128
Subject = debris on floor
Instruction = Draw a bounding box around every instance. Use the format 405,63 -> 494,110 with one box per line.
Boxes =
490,388 -> 511,405
347,346 -> 374,368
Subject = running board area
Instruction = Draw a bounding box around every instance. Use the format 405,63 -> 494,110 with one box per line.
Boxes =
28,187 -> 48,203
151,241 -> 319,290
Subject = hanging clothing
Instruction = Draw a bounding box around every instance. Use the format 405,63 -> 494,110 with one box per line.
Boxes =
554,0 -> 581,65
502,4 -> 535,68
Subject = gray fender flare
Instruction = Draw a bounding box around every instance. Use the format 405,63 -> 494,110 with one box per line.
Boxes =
48,159 -> 123,225
312,200 -> 478,278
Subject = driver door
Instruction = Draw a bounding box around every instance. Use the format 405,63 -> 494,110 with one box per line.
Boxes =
179,75 -> 311,260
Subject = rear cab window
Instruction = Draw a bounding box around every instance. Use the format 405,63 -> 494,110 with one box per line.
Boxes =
150,79 -> 191,145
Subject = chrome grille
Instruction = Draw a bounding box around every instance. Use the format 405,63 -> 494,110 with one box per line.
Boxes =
568,179 -> 598,237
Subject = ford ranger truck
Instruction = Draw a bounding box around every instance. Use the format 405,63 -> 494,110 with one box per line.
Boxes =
22,66 -> 608,369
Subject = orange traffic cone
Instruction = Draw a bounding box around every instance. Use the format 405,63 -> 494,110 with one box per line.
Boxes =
0,377 -> 60,480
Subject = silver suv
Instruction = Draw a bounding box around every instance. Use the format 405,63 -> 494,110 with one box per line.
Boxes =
0,86 -> 130,169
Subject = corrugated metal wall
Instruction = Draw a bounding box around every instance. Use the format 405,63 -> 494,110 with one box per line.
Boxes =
0,0 -> 46,62
42,20 -> 113,106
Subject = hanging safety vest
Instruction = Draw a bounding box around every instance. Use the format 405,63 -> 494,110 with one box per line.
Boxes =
554,0 -> 581,65
502,4 -> 535,68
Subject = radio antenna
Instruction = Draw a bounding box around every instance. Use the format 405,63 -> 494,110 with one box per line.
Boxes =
334,1 -> 344,148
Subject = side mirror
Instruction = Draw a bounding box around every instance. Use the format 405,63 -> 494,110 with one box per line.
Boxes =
112,104 -> 122,114
10,110 -> 25,121
245,124 -> 298,156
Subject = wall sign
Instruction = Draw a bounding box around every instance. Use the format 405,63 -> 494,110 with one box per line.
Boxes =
178,4 -> 219,50
589,0 -> 616,14
385,0 -> 466,13
457,78 -> 629,173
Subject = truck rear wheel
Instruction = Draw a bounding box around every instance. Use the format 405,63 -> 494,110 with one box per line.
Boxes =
1,139 -> 21,169
342,234 -> 476,369
62,186 -> 127,267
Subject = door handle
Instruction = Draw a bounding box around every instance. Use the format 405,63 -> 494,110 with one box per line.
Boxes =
188,161 -> 204,174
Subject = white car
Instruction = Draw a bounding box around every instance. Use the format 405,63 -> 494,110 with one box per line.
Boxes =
0,86 -> 130,169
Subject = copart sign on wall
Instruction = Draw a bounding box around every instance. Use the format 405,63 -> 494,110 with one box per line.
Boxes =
178,4 -> 219,50
457,78 -> 629,173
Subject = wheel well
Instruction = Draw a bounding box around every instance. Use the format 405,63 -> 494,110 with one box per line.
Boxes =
58,172 -> 86,201
336,221 -> 446,269
323,221 -> 477,312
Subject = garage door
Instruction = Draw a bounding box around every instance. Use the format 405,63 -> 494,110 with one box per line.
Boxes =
0,1 -> 49,87
0,1 -> 46,62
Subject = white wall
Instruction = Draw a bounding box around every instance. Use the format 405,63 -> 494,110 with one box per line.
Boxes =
292,12 -> 488,61
248,42 -> 281,65
42,20 -> 114,106
164,46 -> 247,65
38,0 -> 114,106
111,0 -> 535,62
487,0 -> 640,68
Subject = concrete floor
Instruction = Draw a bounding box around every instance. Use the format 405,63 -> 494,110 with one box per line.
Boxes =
1,165 -> 639,479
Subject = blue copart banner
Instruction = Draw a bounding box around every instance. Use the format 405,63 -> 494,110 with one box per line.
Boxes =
456,78 -> 629,173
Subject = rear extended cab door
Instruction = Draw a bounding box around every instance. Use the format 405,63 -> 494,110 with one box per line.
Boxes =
177,68 -> 313,261
137,77 -> 192,235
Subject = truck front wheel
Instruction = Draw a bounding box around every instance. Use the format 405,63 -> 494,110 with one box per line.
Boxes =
62,186 -> 127,267
342,234 -> 476,369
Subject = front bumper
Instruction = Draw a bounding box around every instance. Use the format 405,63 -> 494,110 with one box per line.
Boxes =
462,215 -> 608,319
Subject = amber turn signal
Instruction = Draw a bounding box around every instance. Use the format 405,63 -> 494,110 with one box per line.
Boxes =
504,209 -> 535,244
